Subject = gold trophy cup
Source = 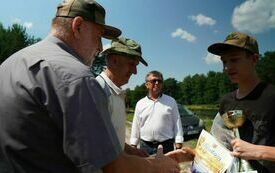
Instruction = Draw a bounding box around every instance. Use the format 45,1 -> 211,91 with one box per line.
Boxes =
221,110 -> 257,173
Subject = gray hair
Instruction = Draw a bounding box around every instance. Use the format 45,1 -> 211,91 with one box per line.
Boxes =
145,70 -> 163,81
51,17 -> 73,39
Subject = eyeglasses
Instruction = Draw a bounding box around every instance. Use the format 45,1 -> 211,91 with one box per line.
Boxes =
146,79 -> 163,84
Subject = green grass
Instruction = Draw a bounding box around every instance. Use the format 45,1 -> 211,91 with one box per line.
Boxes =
186,104 -> 219,110
126,109 -> 134,122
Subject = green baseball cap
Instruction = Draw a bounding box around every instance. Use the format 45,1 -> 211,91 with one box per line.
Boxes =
208,32 -> 259,56
102,37 -> 148,66
56,0 -> 121,39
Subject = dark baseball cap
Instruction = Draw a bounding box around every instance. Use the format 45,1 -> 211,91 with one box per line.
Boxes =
56,0 -> 121,39
101,37 -> 148,66
208,32 -> 259,56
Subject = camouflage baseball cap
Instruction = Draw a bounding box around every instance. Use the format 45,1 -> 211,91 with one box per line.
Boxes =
208,32 -> 259,56
56,0 -> 121,39
101,37 -> 148,66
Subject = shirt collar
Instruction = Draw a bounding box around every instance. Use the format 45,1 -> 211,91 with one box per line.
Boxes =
99,71 -> 124,95
146,93 -> 163,101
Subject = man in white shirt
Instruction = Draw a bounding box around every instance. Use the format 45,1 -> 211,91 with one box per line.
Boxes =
130,71 -> 184,155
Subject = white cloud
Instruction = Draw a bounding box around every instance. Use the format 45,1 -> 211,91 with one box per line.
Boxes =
23,22 -> 33,29
12,18 -> 22,24
171,28 -> 196,43
11,18 -> 33,29
232,0 -> 275,33
103,43 -> 111,51
204,53 -> 221,65
190,14 -> 216,26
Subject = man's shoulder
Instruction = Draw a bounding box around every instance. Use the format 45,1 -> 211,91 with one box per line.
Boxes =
25,38 -> 94,86
136,96 -> 148,105
260,83 -> 275,102
137,96 -> 148,102
265,83 -> 275,94
161,94 -> 177,102
220,91 -> 235,101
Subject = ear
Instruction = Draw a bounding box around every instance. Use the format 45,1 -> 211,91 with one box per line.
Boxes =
252,54 -> 259,65
110,55 -> 119,66
145,82 -> 150,89
71,16 -> 84,39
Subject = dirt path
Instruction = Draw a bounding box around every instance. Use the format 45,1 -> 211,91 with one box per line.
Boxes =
125,121 -> 192,173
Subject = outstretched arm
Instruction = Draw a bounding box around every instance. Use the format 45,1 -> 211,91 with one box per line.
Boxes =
165,146 -> 195,163
231,138 -> 275,162
124,143 -> 149,157
103,150 -> 180,173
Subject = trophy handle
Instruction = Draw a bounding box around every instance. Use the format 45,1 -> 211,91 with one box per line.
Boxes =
233,128 -> 240,139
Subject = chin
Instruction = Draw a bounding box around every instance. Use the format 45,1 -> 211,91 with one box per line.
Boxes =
229,78 -> 239,84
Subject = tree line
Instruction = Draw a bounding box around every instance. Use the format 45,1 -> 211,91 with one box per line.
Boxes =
0,23 -> 40,64
1,22 -> 274,108
126,51 -> 275,108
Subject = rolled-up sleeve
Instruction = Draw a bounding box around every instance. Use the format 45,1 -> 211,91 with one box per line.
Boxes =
172,103 -> 184,143
130,104 -> 141,146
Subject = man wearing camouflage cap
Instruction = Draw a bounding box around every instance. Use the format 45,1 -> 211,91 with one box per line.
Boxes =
209,32 -> 275,172
96,37 -> 148,154
0,0 -> 122,172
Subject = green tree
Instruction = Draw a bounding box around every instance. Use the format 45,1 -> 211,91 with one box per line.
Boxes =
257,51 -> 275,85
125,84 -> 147,108
179,75 -> 193,104
190,74 -> 206,104
203,71 -> 219,104
163,78 -> 181,101
0,23 -> 40,64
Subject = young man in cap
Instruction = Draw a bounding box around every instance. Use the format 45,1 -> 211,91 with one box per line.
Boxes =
130,70 -> 184,155
209,32 -> 275,173
0,0 -> 185,173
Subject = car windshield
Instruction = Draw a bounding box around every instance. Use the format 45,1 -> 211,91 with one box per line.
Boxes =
178,104 -> 193,117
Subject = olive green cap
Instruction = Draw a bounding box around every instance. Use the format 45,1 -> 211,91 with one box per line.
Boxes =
56,0 -> 121,39
102,37 -> 148,66
208,32 -> 259,55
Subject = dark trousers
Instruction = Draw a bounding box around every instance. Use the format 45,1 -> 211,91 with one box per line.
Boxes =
140,139 -> 174,155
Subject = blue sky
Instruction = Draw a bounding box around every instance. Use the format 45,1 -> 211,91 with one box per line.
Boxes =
1,0 -> 275,89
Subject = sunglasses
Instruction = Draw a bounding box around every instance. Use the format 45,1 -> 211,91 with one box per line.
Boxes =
147,79 -> 163,84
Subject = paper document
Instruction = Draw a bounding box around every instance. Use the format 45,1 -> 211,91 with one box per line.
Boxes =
191,130 -> 234,173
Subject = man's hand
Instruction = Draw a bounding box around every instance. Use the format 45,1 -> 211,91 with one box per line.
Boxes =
175,143 -> 183,149
151,145 -> 180,173
231,138 -> 261,160
124,143 -> 149,157
165,146 -> 195,163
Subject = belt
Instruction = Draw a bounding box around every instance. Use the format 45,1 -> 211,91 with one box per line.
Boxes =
141,138 -> 174,146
